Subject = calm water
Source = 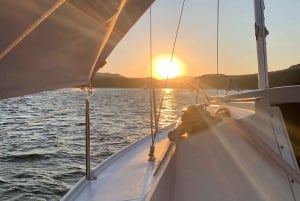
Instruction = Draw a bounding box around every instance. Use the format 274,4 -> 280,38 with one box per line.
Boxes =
0,88 -> 197,201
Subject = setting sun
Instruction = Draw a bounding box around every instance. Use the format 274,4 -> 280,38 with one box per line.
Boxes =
153,55 -> 184,79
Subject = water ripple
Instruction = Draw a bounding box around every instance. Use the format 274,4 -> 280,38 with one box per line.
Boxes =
0,88 -> 197,200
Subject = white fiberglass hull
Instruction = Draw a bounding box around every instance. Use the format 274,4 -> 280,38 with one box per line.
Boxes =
61,124 -> 175,201
62,86 -> 300,201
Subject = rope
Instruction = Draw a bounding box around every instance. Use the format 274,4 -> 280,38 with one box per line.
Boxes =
156,0 -> 186,130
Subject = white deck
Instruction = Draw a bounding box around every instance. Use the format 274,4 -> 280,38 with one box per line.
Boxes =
62,92 -> 300,201
61,125 -> 174,201
172,114 -> 294,201
62,101 -> 258,201
147,97 -> 299,201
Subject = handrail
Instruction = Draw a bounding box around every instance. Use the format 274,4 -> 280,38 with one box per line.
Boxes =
194,74 -> 235,104
213,96 -> 263,103
196,74 -> 234,95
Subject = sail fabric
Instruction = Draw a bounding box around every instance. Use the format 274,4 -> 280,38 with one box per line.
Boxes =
0,0 -> 153,99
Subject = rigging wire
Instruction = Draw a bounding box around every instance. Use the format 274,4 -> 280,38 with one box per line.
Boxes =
216,0 -> 220,95
148,0 -> 186,159
156,0 -> 187,130
216,0 -> 220,76
149,6 -> 155,145
148,6 -> 156,161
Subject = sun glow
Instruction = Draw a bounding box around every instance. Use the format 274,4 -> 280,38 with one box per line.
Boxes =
153,56 -> 183,79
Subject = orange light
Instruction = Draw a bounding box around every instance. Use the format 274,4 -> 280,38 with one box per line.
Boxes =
153,55 -> 184,79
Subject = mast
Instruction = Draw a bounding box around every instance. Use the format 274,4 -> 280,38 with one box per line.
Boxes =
254,0 -> 269,89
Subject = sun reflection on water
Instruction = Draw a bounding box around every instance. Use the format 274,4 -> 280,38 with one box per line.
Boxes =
0,88 -> 199,200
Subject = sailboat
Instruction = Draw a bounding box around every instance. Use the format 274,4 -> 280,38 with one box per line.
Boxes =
1,0 -> 300,200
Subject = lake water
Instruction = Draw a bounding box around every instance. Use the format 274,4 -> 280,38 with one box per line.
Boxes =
0,88 -> 199,201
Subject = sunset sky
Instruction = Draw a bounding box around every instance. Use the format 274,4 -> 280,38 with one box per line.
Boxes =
101,0 -> 300,79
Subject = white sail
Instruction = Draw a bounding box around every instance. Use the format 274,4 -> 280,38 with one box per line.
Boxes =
0,0 -> 153,99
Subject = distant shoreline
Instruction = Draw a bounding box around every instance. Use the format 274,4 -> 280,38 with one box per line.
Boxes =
92,64 -> 300,90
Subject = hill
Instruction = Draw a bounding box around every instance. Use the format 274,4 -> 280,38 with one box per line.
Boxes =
92,64 -> 300,89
